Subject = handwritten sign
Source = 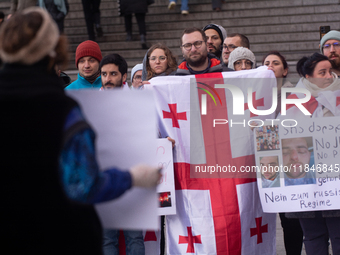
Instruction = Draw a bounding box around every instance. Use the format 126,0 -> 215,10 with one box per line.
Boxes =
156,139 -> 176,215
255,117 -> 340,213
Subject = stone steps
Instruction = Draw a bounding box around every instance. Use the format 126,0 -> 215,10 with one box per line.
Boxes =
0,0 -> 339,82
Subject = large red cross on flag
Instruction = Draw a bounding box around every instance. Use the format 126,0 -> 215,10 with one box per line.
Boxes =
145,67 -> 277,254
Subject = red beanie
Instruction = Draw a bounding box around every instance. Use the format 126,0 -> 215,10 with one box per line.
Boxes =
75,40 -> 103,68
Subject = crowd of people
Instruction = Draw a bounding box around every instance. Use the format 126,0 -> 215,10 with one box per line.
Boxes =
1,3 -> 340,255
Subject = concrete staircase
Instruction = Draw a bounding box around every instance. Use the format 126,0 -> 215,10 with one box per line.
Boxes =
1,0 -> 340,82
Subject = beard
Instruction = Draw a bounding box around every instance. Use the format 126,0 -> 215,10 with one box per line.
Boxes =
329,53 -> 340,68
186,51 -> 208,68
103,78 -> 123,88
208,45 -> 222,58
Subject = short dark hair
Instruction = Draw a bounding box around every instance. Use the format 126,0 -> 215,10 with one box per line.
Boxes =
181,27 -> 207,45
227,33 -> 250,49
99,53 -> 127,76
262,51 -> 288,77
296,52 -> 331,77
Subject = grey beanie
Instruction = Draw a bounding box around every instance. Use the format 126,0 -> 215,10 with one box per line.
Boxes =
203,24 -> 227,42
228,47 -> 256,70
131,63 -> 143,83
320,30 -> 340,54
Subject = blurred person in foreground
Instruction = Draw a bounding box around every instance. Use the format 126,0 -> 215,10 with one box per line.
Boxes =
0,7 -> 161,255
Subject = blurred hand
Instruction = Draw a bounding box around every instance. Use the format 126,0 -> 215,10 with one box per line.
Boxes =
167,136 -> 175,148
130,164 -> 162,188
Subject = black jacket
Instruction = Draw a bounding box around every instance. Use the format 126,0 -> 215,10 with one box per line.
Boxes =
119,0 -> 148,15
0,61 -> 103,255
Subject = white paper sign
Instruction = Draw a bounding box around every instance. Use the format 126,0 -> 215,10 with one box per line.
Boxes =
255,117 -> 340,213
156,138 -> 176,215
66,90 -> 159,230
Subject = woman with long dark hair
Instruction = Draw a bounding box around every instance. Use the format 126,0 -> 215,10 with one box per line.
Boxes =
283,52 -> 340,255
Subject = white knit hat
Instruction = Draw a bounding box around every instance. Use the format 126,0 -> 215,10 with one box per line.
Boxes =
228,47 -> 256,70
0,7 -> 59,65
131,63 -> 143,83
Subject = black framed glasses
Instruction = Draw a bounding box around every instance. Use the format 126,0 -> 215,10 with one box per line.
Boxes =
181,41 -> 204,51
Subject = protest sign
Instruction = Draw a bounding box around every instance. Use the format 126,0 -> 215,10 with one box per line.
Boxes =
67,90 -> 159,230
156,138 -> 176,215
255,117 -> 340,213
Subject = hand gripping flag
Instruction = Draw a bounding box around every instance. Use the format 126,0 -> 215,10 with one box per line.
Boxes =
145,67 -> 277,255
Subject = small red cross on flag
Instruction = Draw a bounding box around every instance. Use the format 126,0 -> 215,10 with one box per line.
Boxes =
179,226 -> 202,253
163,103 -> 187,128
250,217 -> 268,244
244,91 -> 265,117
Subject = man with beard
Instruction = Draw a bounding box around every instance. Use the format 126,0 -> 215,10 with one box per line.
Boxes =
203,23 -> 226,59
100,53 -> 128,89
66,40 -> 103,89
320,30 -> 340,76
99,53 -> 145,254
176,27 -> 223,75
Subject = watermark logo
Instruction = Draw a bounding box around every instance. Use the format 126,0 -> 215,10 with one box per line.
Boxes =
197,82 -> 222,115
199,84 -> 313,116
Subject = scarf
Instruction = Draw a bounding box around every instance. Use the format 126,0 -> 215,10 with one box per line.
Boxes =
82,69 -> 100,84
302,72 -> 339,97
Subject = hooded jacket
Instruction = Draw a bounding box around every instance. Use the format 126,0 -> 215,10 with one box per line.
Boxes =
175,53 -> 223,75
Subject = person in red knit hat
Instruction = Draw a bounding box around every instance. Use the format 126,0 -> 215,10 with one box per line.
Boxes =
66,40 -> 103,89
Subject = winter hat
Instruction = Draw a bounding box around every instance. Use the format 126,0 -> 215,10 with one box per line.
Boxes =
131,63 -> 143,83
0,7 -> 59,65
320,30 -> 340,54
228,47 -> 256,70
203,24 -> 227,42
75,40 -> 102,68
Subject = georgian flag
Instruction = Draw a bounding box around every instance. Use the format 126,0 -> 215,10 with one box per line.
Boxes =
145,67 -> 277,255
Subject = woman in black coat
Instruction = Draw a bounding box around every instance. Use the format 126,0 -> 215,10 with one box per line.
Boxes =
119,0 -> 150,49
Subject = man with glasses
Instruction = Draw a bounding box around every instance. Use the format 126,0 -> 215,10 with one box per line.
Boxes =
203,23 -> 227,59
320,30 -> 340,76
176,27 -> 223,75
222,33 -> 250,67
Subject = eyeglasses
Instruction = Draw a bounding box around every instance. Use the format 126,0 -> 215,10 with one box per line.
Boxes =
133,75 -> 142,81
323,42 -> 340,51
222,44 -> 238,51
181,41 -> 204,51
234,60 -> 253,68
149,56 -> 167,62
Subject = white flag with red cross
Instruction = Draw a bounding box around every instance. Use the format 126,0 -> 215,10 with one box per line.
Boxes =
144,67 -> 277,255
